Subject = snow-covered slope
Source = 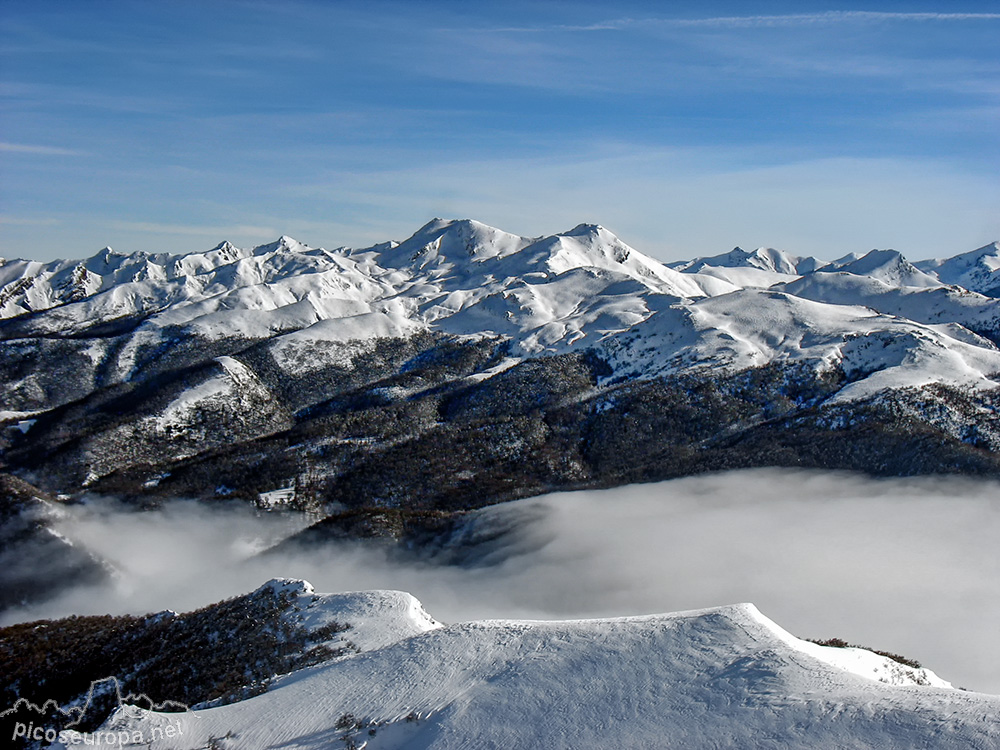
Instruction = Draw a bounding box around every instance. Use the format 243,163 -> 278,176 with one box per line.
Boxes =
670,245 -> 826,275
917,241 -> 1000,297
821,249 -> 943,288
260,578 -> 441,654
600,288 -> 1000,400
3,221 -> 999,407
775,272 -> 1000,342
100,580 -> 999,750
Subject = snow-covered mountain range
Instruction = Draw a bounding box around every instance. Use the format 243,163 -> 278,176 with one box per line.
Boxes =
1,220 -> 999,528
3,221 -> 999,402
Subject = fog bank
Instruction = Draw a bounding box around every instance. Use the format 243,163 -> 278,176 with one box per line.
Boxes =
3,468 -> 998,694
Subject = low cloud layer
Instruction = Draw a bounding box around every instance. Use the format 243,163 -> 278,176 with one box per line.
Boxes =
4,468 -> 998,693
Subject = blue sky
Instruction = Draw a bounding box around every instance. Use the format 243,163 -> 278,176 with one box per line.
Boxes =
1,1 -> 998,262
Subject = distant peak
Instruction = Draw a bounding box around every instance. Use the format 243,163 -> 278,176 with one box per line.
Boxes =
848,249 -> 909,267
409,218 -> 478,239
445,218 -> 484,232
563,223 -> 607,237
385,218 -> 531,267
425,217 -> 495,233
88,245 -> 126,265
247,235 -> 306,257
417,217 -> 449,232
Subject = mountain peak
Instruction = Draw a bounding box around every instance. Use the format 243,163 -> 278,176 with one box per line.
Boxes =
955,241 -> 1000,266
245,235 -> 308,257
834,249 -> 941,288
255,577 -> 315,597
382,218 -> 532,268
917,240 -> 1000,296
530,223 -> 636,270
563,222 -> 608,237
409,217 -> 493,237
677,245 -> 810,276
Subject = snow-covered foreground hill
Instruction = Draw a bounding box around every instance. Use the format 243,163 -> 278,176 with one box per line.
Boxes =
93,579 -> 998,750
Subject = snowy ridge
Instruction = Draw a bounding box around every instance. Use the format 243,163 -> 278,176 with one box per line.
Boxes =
261,579 -> 441,654
917,242 -> 1000,296
2,220 -> 1000,405
774,272 -> 1000,343
669,245 -> 825,275
824,249 -> 943,288
600,289 -> 1000,401
156,355 -> 267,432
105,581 -> 998,750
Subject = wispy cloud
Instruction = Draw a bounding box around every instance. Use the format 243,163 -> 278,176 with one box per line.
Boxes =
497,11 -> 1000,33
648,11 -> 1000,28
278,145 -> 1000,261
0,215 -> 61,227
0,142 -> 85,156
423,7 -> 1000,98
2,3 -> 996,263
110,221 -> 278,237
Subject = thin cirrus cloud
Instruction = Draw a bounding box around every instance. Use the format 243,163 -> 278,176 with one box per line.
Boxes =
110,221 -> 278,238
509,11 -> 1000,32
0,2 -> 997,261
0,216 -> 61,227
417,9 -> 999,106
665,10 -> 1000,25
0,141 -> 86,157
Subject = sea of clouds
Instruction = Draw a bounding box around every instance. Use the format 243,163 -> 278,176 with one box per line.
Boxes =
4,468 -> 998,693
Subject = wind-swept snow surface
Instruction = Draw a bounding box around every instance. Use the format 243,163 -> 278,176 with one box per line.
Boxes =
107,582 -> 999,750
